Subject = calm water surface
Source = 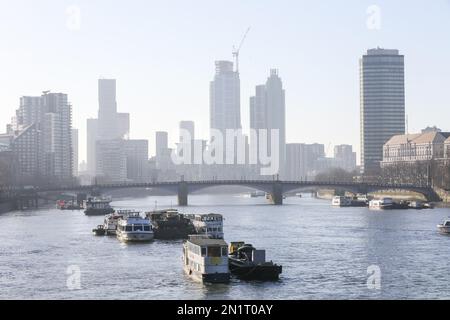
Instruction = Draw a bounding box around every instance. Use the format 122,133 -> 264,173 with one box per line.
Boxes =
1,194 -> 450,300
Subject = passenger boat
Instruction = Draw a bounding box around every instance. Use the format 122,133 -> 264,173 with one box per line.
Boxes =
185,213 -> 224,239
182,235 -> 230,283
146,209 -> 196,240
250,191 -> 265,198
84,197 -> 115,216
437,219 -> 450,234
103,210 -> 137,235
116,213 -> 154,242
228,242 -> 282,281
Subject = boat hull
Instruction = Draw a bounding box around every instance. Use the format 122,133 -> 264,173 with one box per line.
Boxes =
117,232 -> 154,242
437,225 -> 450,234
229,259 -> 282,281
184,267 -> 230,284
84,208 -> 115,216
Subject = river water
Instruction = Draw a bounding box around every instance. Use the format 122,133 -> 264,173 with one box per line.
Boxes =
0,194 -> 449,300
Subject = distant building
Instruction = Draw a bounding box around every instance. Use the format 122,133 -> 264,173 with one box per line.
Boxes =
422,126 -> 442,133
86,118 -> 98,175
95,139 -> 127,183
124,140 -> 149,182
155,131 -> 169,159
382,131 -> 450,164
250,69 -> 286,178
360,48 -> 405,174
334,145 -> 357,172
72,129 -> 79,176
285,143 -> 326,180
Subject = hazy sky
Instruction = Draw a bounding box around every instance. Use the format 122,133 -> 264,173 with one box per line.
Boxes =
1,0 -> 450,163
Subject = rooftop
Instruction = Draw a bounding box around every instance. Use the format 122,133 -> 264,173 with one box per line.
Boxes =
187,237 -> 228,247
385,131 -> 450,146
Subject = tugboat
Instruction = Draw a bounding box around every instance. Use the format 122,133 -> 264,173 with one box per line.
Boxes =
183,235 -> 230,283
437,218 -> 450,234
92,224 -> 106,236
116,212 -> 154,242
84,197 -> 115,216
146,209 -> 196,240
185,213 -> 224,239
228,242 -> 282,281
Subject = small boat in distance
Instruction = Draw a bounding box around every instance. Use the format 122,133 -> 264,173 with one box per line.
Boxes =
116,213 -> 154,242
228,242 -> 282,281
57,200 -> 83,210
332,196 -> 352,207
437,218 -> 450,234
183,235 -> 230,283
84,197 -> 115,216
369,197 -> 409,210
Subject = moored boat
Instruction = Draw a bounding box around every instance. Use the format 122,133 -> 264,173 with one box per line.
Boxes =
228,242 -> 282,281
185,213 -> 224,239
369,197 -> 409,210
116,213 -> 154,242
146,209 -> 196,240
84,197 -> 115,216
183,235 -> 230,283
437,219 -> 450,234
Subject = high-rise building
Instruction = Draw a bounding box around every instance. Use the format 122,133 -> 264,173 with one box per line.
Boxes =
334,145 -> 357,172
360,48 -> 405,174
86,118 -> 98,175
250,69 -> 286,177
72,129 -> 79,176
124,140 -> 149,182
8,92 -> 73,184
98,79 -> 118,139
155,131 -> 169,159
95,139 -> 127,183
210,61 -> 241,134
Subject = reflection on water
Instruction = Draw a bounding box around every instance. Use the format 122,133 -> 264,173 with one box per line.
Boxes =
0,194 -> 449,299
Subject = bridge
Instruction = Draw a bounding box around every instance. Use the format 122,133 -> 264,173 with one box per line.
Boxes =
1,180 -> 439,207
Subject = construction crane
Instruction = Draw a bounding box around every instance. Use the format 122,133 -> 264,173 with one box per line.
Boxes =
232,27 -> 251,73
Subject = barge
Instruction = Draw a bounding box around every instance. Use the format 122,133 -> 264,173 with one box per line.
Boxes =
84,197 -> 115,216
146,209 -> 195,240
228,242 -> 282,281
183,235 -> 230,283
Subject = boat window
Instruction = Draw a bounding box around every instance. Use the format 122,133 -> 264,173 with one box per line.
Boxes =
125,226 -> 132,232
221,247 -> 227,256
445,222 -> 450,227
201,247 -> 207,256
134,225 -> 143,232
207,246 -> 221,257
144,226 -> 151,231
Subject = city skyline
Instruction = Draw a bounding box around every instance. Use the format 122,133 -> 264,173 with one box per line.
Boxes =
1,1 -> 450,163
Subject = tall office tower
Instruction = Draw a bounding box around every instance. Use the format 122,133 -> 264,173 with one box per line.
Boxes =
210,61 -> 241,134
179,121 -> 195,141
97,79 -> 118,139
360,48 -> 405,174
71,129 -> 79,176
334,144 -> 357,172
155,131 -> 169,158
179,121 -> 195,162
95,139 -> 127,183
249,69 -> 286,177
86,118 -> 98,175
10,123 -> 40,184
16,96 -> 42,130
124,140 -> 149,182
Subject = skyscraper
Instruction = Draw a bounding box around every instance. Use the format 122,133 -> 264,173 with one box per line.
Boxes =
250,69 -> 286,177
98,79 -> 118,139
155,131 -> 169,159
86,118 -> 98,175
71,128 -> 79,176
210,61 -> 241,134
360,48 -> 405,174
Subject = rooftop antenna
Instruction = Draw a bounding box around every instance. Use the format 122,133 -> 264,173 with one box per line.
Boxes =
232,27 -> 251,73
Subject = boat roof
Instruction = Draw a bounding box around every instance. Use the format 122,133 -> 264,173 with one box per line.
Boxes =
187,238 -> 228,247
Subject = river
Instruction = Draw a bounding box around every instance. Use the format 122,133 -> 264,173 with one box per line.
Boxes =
0,194 -> 449,300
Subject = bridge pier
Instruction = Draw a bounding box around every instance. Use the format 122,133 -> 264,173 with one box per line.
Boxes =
178,182 -> 188,206
270,182 -> 283,205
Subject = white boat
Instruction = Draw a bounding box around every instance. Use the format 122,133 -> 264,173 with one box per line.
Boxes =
437,219 -> 450,234
116,213 -> 154,242
185,214 -> 224,239
369,197 -> 394,210
103,210 -> 139,235
332,196 -> 352,207
183,235 -> 230,283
